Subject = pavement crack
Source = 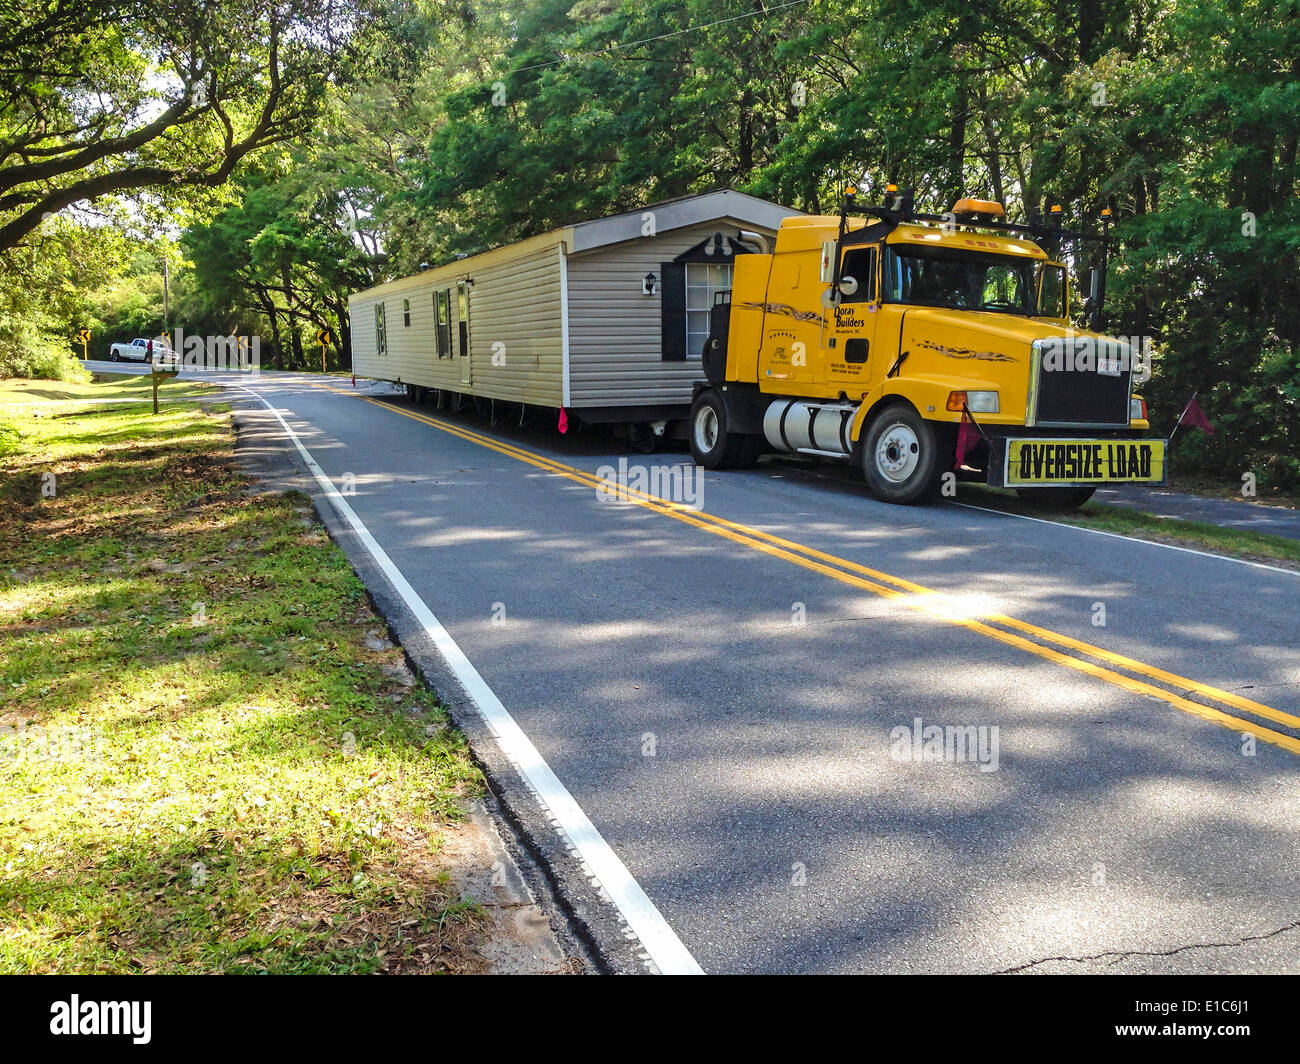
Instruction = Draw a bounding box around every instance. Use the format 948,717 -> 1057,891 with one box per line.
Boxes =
992,920 -> 1300,974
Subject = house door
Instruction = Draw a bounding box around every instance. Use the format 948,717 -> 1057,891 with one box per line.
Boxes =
456,281 -> 472,386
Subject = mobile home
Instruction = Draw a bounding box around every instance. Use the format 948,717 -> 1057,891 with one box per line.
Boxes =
347,189 -> 801,434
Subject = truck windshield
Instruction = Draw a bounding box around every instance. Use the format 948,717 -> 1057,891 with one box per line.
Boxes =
883,243 -> 1037,315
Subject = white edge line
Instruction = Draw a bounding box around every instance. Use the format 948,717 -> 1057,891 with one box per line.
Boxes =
234,384 -> 704,976
949,500 -> 1298,577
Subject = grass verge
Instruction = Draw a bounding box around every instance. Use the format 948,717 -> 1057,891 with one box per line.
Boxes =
0,376 -> 489,973
1,371 -> 219,406
958,484 -> 1300,569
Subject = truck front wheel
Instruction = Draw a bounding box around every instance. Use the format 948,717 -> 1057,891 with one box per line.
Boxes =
689,390 -> 761,470
859,404 -> 945,504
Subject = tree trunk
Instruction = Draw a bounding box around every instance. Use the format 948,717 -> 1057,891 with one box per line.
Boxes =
948,75 -> 968,206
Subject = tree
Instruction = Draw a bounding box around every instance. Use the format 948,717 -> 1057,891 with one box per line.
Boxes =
0,0 -> 352,253
184,159 -> 378,368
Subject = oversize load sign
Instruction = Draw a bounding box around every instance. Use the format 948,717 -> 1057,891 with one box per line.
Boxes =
1006,438 -> 1167,485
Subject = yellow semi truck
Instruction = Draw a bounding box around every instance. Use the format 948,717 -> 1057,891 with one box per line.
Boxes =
689,186 -> 1166,508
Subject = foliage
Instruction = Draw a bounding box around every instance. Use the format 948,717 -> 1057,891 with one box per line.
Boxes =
0,0 -> 354,253
0,323 -> 88,382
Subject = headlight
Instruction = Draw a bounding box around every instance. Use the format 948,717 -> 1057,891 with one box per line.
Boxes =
1130,396 -> 1147,421
947,390 -> 999,413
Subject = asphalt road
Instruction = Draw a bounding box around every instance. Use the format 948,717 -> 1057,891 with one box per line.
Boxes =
85,362 -> 1300,973
1093,485 -> 1300,541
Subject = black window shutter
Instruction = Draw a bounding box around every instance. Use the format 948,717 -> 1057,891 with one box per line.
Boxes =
660,262 -> 686,361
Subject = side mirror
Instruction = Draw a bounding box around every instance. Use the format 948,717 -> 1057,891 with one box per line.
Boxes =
1086,267 -> 1102,303
838,275 -> 859,297
1084,267 -> 1105,331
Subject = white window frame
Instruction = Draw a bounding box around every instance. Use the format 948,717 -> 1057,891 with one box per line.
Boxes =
685,262 -> 732,359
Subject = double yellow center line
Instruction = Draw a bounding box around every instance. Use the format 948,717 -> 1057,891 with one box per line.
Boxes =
328,388 -> 1300,756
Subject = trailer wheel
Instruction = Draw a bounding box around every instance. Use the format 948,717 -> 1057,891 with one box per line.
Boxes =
690,390 -> 761,470
628,422 -> 659,454
1015,486 -> 1096,511
860,403 -> 944,504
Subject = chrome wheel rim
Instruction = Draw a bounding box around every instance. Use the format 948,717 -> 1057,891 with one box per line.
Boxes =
694,406 -> 719,453
875,422 -> 921,483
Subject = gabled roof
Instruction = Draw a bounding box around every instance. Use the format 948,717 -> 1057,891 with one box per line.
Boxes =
349,189 -> 801,302
569,189 -> 801,253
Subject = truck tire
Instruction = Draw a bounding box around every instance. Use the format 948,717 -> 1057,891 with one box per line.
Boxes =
859,403 -> 944,504
1015,486 -> 1096,511
110,347 -> 120,362
689,390 -> 761,470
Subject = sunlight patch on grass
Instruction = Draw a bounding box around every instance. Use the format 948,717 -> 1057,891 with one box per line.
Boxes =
0,382 -> 487,973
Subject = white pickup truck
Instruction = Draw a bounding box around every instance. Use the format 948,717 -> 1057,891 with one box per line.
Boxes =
109,337 -> 177,365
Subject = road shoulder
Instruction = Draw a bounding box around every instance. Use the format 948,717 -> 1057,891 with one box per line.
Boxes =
231,398 -> 640,973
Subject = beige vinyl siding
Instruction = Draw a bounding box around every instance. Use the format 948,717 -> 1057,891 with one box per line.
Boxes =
347,233 -> 567,406
351,298 -> 379,367
350,288 -> 439,386
461,244 -> 564,406
565,217 -> 778,408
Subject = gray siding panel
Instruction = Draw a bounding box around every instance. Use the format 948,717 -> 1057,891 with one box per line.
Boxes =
565,217 -> 779,408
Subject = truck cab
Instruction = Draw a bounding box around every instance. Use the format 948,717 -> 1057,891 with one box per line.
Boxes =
692,189 -> 1161,508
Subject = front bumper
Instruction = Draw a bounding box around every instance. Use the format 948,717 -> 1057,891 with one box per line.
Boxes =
986,436 -> 1168,488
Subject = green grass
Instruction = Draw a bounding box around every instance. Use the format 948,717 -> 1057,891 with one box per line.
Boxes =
0,377 -> 487,973
2,371 -> 218,408
959,484 -> 1300,568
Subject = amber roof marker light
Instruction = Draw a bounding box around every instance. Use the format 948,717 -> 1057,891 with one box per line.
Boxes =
951,198 -> 1006,220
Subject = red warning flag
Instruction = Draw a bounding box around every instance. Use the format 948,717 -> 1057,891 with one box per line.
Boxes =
1178,395 -> 1215,435
558,408 -> 569,434
954,407 -> 980,470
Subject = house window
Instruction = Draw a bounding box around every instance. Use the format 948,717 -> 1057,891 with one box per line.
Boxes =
434,289 -> 452,358
403,298 -> 411,326
375,303 -> 387,356
685,262 -> 732,358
